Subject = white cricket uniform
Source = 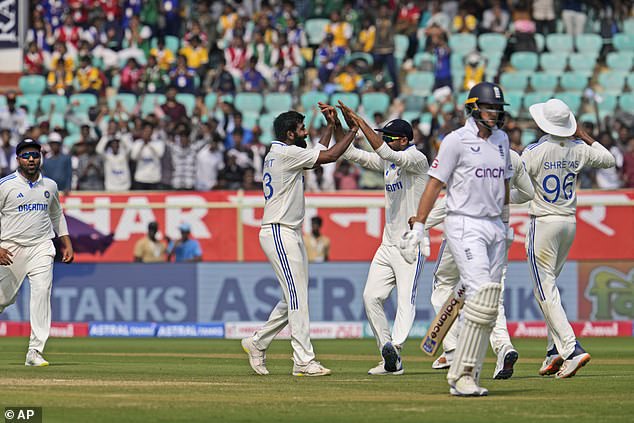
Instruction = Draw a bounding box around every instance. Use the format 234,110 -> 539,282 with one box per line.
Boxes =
254,141 -> 320,366
522,135 -> 615,358
427,150 -> 534,353
428,118 -> 513,300
342,142 -> 428,349
0,171 -> 69,352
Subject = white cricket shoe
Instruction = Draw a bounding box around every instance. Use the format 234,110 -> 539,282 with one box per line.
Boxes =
493,345 -> 519,380
368,361 -> 404,375
539,354 -> 564,376
292,360 -> 331,377
432,350 -> 453,370
556,353 -> 591,379
241,337 -> 269,375
449,375 -> 488,397
381,342 -> 402,373
25,349 -> 49,367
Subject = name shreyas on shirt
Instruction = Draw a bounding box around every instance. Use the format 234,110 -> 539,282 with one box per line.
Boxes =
475,167 -> 504,178
543,160 -> 580,170
18,203 -> 48,212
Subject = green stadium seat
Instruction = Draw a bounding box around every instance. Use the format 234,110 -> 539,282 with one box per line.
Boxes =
150,35 -> 180,53
394,34 -> 409,60
511,52 -> 539,72
619,93 -> 634,110
234,92 -> 263,114
523,92 -> 553,110
300,91 -> 329,113
504,91 -> 523,117
478,33 -> 507,53
40,94 -> 68,114
18,75 -> 46,95
70,93 -> 98,113
448,33 -> 477,56
63,134 -> 81,146
598,71 -> 627,94
242,111 -> 258,129
613,33 -> 634,52
456,91 -> 469,106
482,51 -> 503,72
362,92 -> 391,116
595,93 -> 618,113
175,93 -> 196,115
554,92 -> 582,114
405,71 -> 435,96
500,72 -> 529,92
452,71 -> 465,91
0,95 -> 6,108
264,92 -> 292,114
39,112 -> 65,129
568,53 -> 595,77
108,93 -> 137,113
560,73 -> 588,91
627,73 -> 634,89
305,18 -> 330,45
413,52 -> 435,69
401,111 -> 420,123
534,33 -> 545,52
347,52 -> 374,68
204,92 -> 217,110
403,95 -> 425,112
331,92 -> 360,110
539,53 -> 568,75
450,54 -> 465,73
574,34 -> 602,58
624,18 -> 634,34
546,33 -> 574,53
530,73 -> 558,92
258,112 -> 276,134
521,128 -> 539,146
606,51 -> 634,71
15,94 -> 40,115
141,94 -> 166,116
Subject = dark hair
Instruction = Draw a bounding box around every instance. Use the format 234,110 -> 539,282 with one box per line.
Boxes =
311,216 -> 323,226
233,127 -> 244,136
274,111 -> 304,141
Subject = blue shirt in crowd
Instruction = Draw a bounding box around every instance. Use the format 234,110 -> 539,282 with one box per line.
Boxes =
168,238 -> 202,262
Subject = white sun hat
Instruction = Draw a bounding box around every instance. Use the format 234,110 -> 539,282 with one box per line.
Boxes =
528,98 -> 577,137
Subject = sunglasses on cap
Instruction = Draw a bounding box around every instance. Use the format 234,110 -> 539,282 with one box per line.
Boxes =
18,151 -> 41,159
382,134 -> 402,143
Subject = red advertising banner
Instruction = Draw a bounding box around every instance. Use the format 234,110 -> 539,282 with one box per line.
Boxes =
506,321 -> 633,338
0,322 -> 89,337
62,190 -> 634,262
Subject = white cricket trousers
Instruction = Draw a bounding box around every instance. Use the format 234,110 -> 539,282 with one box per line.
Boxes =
254,224 -> 315,365
0,240 -> 55,352
364,244 -> 423,351
431,237 -> 513,354
526,215 -> 577,359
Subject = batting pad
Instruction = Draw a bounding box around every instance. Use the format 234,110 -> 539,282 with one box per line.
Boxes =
447,283 -> 501,384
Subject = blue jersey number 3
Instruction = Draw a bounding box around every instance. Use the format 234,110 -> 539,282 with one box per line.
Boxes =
263,172 -> 274,200
542,172 -> 575,203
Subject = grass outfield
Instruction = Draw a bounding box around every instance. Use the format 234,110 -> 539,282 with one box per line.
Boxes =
1,337 -> 634,422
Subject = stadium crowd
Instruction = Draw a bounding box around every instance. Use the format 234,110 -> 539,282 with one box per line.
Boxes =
1,0 -> 634,191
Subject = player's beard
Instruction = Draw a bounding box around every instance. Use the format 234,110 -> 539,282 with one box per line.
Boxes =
19,160 -> 40,179
294,134 -> 307,148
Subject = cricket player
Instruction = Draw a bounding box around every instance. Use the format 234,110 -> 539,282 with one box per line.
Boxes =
401,82 -> 513,396
0,139 -> 73,366
241,109 -> 359,376
334,102 -> 428,375
426,148 -> 534,380
523,99 -> 615,378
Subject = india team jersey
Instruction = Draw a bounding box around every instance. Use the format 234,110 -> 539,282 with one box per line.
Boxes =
428,118 -> 513,218
261,141 -> 320,229
0,171 -> 69,246
343,142 -> 428,245
522,135 -> 615,217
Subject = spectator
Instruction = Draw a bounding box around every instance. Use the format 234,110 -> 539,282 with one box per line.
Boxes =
325,11 -> 353,49
206,58 -> 237,95
356,17 -> 376,53
622,136 -> 634,188
303,216 -> 331,262
179,35 -> 208,75
54,14 -> 82,50
96,136 -> 132,192
119,57 -> 143,94
428,25 -> 452,91
271,60 -> 294,92
511,4 -> 537,52
508,127 -> 524,154
160,87 -> 188,123
24,41 -> 45,75
595,132 -> 623,189
26,17 -> 52,52
170,122 -> 203,190
195,135 -> 224,190
426,0 -> 451,33
562,0 -> 587,36
396,1 -> 422,64
76,140 -> 105,190
373,5 -> 399,97
452,1 -> 477,34
48,41 -> 75,73
463,52 -> 485,91
334,160 -> 360,190
224,36 -> 248,79
226,127 -> 254,168
133,221 -> 166,263
532,0 -> 556,35
334,64 -> 363,93
218,3 -> 239,37
161,0 -> 182,37
481,0 -> 510,34
242,56 -> 267,92
270,33 -> 303,73
183,20 -> 208,47
0,92 -> 28,143
286,16 -> 308,49
150,36 -> 175,71
169,54 -> 197,94
75,56 -> 103,96
167,223 -> 202,262
47,60 -> 74,96
42,132 -> 72,194
317,33 -> 346,87
218,152 -> 245,189
242,167 -> 260,190
225,112 -> 254,149
141,54 -> 170,94
247,31 -> 274,81
0,128 -> 15,177
130,121 -> 165,189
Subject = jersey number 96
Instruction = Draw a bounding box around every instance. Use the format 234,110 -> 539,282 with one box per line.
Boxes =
542,172 -> 575,203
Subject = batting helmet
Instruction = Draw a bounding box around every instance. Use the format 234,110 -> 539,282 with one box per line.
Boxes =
464,82 -> 509,129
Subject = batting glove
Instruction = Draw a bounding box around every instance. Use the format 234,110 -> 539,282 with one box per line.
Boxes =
398,222 -> 431,264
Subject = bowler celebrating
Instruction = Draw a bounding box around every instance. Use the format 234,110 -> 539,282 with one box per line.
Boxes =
0,139 -> 73,366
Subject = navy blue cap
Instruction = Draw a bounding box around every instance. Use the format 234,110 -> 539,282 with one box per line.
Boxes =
16,139 -> 41,155
375,119 -> 414,141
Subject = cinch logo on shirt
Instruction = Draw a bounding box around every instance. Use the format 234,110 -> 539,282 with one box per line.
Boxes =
18,203 -> 48,212
475,167 -> 505,178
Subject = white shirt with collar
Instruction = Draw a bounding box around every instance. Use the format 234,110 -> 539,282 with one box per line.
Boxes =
429,117 -> 513,219
260,141 -> 320,229
0,170 -> 69,246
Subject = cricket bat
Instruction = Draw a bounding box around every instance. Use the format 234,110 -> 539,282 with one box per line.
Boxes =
420,284 -> 466,356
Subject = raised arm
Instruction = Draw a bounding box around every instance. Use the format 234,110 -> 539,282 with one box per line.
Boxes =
576,125 -> 616,169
